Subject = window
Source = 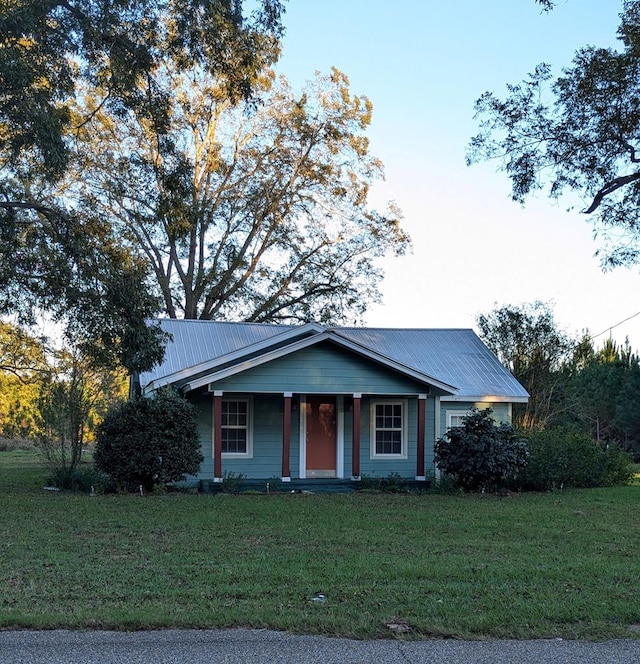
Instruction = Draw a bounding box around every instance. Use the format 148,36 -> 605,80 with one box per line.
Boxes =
371,400 -> 407,458
447,410 -> 469,429
221,398 -> 252,457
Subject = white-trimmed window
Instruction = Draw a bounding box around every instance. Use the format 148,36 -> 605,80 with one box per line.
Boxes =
221,398 -> 252,457
371,400 -> 407,458
447,410 -> 470,429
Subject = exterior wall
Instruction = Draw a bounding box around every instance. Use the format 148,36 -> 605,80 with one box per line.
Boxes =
189,392 -> 300,481
188,392 -> 442,482
184,357 -> 515,484
209,342 -> 427,395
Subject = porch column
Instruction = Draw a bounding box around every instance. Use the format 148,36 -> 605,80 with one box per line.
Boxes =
351,393 -> 361,480
434,396 -> 441,478
213,391 -> 223,482
282,392 -> 292,482
416,394 -> 427,481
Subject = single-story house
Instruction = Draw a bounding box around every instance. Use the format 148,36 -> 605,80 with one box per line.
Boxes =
135,320 -> 528,487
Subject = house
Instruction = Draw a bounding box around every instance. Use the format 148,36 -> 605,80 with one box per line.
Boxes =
136,320 -> 529,488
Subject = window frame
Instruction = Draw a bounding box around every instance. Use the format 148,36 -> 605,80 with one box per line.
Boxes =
370,399 -> 408,459
446,410 -> 470,430
218,397 -> 253,459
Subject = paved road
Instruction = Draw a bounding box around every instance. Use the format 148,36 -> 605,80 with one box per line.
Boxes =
1,629 -> 640,664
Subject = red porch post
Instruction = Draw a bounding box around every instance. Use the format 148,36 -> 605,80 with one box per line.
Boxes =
416,394 -> 426,481
213,391 -> 223,482
351,393 -> 361,480
282,392 -> 292,482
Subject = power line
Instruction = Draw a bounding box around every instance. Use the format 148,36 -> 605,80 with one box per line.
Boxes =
589,310 -> 640,342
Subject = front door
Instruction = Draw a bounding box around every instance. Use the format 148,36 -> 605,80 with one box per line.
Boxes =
305,396 -> 336,478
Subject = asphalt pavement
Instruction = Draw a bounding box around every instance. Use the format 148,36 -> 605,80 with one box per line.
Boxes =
1,629 -> 640,664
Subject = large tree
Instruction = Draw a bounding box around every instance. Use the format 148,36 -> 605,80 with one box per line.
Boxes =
0,0 -> 284,178
477,301 -> 572,430
468,1 -> 640,268
0,0 -> 285,370
57,65 -> 408,323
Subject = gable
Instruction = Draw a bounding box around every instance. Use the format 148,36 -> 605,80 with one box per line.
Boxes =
204,341 -> 435,395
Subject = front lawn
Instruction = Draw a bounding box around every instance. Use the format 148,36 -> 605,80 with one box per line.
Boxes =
1,451 -> 638,639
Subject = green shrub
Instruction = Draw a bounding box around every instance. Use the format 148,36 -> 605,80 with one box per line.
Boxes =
46,465 -> 112,493
220,471 -> 247,494
434,408 -> 528,492
358,472 -> 409,493
515,426 -> 633,491
94,389 -> 203,492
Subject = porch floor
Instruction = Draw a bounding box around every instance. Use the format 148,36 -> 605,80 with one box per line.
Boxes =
198,478 -> 431,494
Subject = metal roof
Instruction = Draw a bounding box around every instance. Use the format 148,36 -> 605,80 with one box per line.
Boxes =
138,320 -> 528,401
333,327 -> 529,401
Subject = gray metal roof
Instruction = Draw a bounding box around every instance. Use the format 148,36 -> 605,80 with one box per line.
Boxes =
333,327 -> 529,401
139,320 -> 528,401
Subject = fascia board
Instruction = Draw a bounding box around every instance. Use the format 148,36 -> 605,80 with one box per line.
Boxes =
142,322 -> 325,394
441,395 -> 529,403
183,330 -> 458,395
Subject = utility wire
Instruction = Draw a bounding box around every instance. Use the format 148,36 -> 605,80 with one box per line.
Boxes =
588,310 -> 640,342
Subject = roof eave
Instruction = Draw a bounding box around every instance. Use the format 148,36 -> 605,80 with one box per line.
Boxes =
141,322 -> 324,394
441,395 -> 529,403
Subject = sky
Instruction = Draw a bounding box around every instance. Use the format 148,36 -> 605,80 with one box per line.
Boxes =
272,0 -> 640,351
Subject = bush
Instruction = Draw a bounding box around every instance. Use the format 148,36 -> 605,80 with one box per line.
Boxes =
46,465 -> 112,493
358,472 -> 408,493
94,389 -> 203,492
515,426 -> 633,491
434,408 -> 528,492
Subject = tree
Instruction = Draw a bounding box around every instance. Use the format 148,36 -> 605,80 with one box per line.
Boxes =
0,0 -> 284,369
0,321 -> 47,383
565,337 -> 640,449
0,322 -> 48,438
615,362 -> 640,456
468,1 -> 640,268
95,389 -> 203,491
59,65 -> 408,323
434,408 -> 528,492
0,0 -> 284,178
37,348 -> 127,476
477,301 -> 572,429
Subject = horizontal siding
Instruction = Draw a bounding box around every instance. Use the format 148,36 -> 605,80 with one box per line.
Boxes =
185,393 -> 485,483
211,342 -> 427,395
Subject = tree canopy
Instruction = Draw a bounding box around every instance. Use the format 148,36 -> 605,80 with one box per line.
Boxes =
477,301 -> 572,430
0,0 -> 284,178
58,64 -> 408,323
0,0 -> 285,372
468,1 -> 640,268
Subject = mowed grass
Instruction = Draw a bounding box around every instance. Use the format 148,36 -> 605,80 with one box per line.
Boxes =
1,451 -> 639,639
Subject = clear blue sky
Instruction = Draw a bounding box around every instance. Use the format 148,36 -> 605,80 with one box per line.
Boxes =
273,0 -> 640,349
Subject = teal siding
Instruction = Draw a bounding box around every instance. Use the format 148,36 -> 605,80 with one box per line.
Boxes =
185,392 -> 514,484
211,342 -> 428,395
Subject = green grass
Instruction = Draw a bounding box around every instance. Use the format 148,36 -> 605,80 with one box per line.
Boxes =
1,451 -> 639,639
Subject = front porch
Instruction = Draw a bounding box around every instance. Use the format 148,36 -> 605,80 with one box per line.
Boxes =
208,391 -> 433,484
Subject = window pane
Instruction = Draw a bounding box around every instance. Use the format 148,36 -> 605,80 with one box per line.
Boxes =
222,428 -> 247,454
376,430 -> 401,455
221,400 -> 249,454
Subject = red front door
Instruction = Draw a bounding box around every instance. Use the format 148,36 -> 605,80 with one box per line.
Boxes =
305,396 -> 336,478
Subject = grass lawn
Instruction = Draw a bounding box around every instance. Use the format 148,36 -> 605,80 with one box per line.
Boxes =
1,450 -> 639,640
